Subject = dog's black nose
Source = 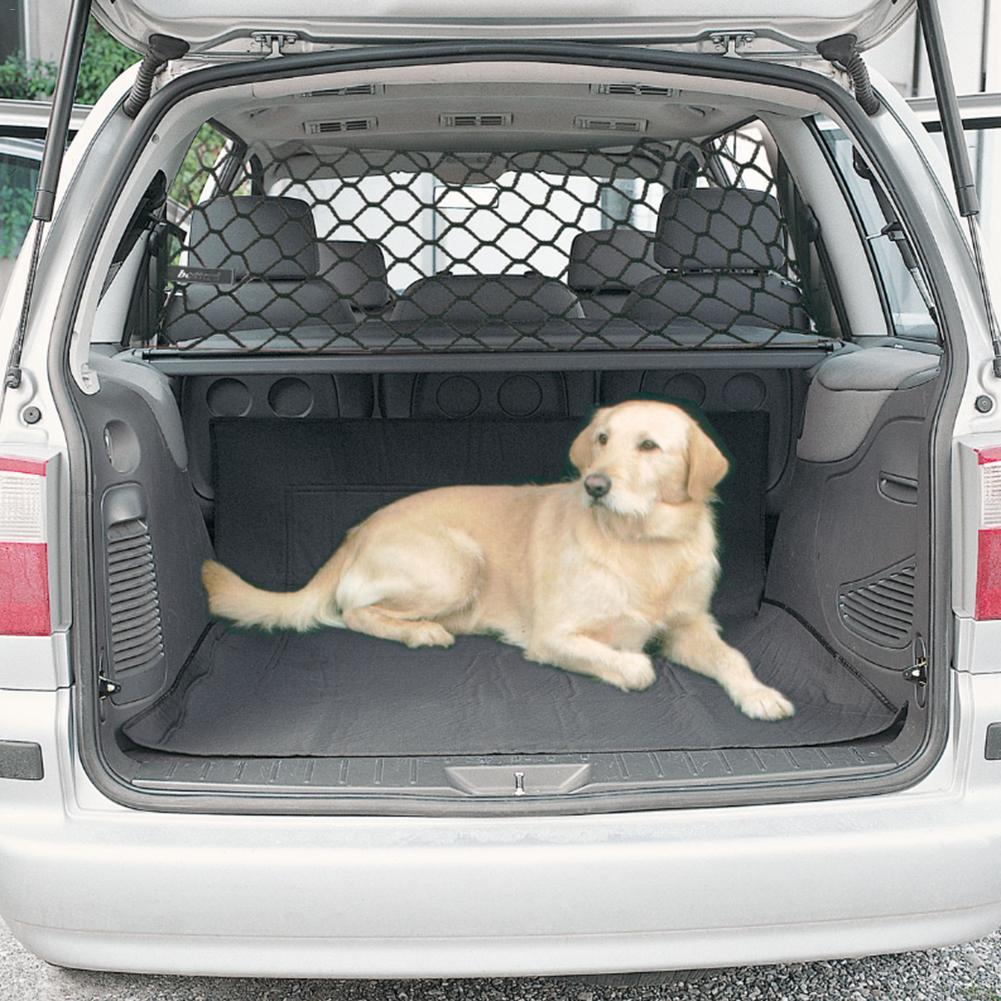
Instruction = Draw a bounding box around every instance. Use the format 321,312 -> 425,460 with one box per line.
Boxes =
584,473 -> 611,499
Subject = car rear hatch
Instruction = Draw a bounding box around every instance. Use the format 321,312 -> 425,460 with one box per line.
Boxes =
93,0 -> 914,59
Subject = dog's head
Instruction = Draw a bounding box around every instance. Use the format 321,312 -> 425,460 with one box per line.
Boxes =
570,400 -> 728,518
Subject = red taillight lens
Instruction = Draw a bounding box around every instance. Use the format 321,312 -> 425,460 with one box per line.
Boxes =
0,455 -> 52,636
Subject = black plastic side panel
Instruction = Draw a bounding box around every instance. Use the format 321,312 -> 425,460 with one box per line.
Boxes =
378,371 -> 595,419
80,377 -> 212,705
180,373 -> 374,506
765,381 -> 936,674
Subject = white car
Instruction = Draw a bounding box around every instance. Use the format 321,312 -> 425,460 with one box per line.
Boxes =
0,0 -> 999,980
0,100 -> 91,304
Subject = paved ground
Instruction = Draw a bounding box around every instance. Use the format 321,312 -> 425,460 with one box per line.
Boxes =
3,921 -> 1000,1001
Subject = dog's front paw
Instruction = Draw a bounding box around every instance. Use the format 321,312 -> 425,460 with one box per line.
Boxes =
404,621 -> 455,648
732,683 -> 795,721
608,653 -> 657,692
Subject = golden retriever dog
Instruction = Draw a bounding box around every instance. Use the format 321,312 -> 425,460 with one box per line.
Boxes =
202,400 -> 794,720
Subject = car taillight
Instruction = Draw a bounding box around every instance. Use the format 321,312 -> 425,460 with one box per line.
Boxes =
0,454 -> 55,636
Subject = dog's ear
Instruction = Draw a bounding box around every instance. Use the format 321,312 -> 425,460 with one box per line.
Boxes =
686,422 -> 729,501
570,408 -> 608,474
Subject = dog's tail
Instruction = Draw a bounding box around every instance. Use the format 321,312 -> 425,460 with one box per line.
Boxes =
201,553 -> 348,632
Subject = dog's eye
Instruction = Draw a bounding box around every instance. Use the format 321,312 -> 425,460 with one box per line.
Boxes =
638,439 -> 660,452
596,432 -> 608,446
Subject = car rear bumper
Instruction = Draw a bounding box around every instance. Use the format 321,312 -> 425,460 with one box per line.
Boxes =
1,676 -> 1001,978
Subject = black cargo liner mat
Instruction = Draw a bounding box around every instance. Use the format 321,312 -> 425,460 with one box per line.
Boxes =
209,414 -> 769,620
121,413 -> 898,757
122,603 -> 899,756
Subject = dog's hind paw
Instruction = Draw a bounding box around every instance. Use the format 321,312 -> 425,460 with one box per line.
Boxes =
733,683 -> 795,721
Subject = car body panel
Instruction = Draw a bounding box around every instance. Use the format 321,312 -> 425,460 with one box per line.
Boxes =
0,674 -> 997,977
93,0 -> 914,58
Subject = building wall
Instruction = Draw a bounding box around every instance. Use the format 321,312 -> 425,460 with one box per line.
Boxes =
23,0 -> 70,63
869,5 -> 995,96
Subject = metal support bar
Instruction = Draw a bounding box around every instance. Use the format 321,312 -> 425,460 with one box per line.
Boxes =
33,0 -> 91,223
4,0 -> 90,389
916,0 -> 980,217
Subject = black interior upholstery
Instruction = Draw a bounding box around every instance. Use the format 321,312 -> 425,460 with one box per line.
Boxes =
567,228 -> 659,318
117,413 -> 899,758
208,414 -> 766,619
626,189 -> 811,331
378,371 -> 594,419
316,239 -> 392,314
164,195 -> 354,342
388,274 -> 585,323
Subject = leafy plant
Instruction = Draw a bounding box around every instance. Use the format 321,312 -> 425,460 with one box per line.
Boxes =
0,172 -> 37,257
75,19 -> 139,105
0,18 -> 136,105
0,54 -> 57,100
170,123 -> 229,209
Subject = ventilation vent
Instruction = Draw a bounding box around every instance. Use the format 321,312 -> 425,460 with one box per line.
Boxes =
298,83 -> 384,98
591,83 -> 679,98
439,113 -> 513,128
304,117 -> 377,135
838,561 -> 916,648
574,116 -> 648,133
106,518 -> 164,674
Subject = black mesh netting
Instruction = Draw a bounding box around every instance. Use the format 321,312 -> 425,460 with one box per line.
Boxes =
144,129 -> 824,354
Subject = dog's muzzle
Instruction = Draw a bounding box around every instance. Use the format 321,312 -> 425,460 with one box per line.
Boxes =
584,473 -> 612,500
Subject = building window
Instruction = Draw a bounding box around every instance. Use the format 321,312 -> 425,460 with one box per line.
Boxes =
0,1 -> 23,63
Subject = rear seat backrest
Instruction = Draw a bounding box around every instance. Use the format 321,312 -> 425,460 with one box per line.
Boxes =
567,228 -> 660,318
317,240 -> 392,315
164,195 -> 354,342
388,274 -> 584,324
625,188 -> 810,332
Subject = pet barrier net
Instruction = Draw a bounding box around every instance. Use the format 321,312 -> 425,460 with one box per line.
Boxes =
132,125 -> 827,355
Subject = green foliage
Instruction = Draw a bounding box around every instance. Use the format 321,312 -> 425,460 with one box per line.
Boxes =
0,167 -> 37,257
75,19 -> 139,105
0,19 -> 138,259
170,124 -> 229,209
0,19 -> 136,105
0,54 -> 57,100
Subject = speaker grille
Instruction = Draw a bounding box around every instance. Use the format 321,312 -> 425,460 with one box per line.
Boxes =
107,518 -> 164,673
838,561 -> 915,648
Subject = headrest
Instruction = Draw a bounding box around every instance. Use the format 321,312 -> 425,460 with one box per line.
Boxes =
654,188 -> 787,272
567,229 -> 660,292
316,240 -> 391,310
389,274 -> 584,323
186,196 -> 319,280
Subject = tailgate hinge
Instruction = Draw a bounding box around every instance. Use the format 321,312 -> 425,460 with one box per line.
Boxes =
710,31 -> 755,56
252,31 -> 299,57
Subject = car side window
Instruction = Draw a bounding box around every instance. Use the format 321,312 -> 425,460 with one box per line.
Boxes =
0,146 -> 41,305
816,117 -> 939,342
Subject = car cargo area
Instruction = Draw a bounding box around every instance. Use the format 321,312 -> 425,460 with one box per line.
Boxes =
70,62 -> 945,806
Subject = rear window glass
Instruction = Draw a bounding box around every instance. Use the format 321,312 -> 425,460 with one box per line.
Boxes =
817,118 -> 938,341
142,122 -> 826,354
274,156 -> 669,293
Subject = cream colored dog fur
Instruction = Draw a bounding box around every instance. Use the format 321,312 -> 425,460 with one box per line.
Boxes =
202,400 -> 794,720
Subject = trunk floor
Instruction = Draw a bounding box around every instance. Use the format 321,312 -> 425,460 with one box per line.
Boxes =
122,604 -> 900,757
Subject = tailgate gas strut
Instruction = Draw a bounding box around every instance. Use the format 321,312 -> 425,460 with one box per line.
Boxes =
917,0 -> 1001,376
3,0 -> 91,390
